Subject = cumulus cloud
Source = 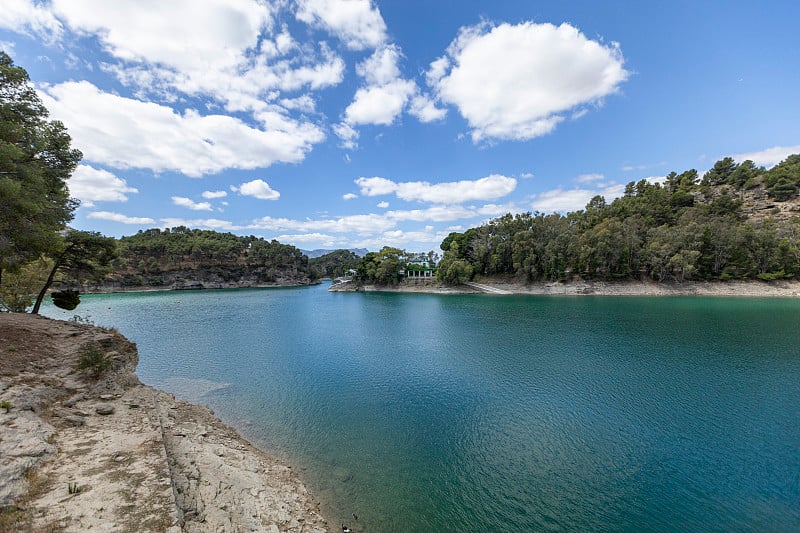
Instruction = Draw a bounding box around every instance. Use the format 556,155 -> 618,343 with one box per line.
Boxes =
87,211 -> 155,224
68,164 -> 137,206
377,201 -> 389,208
232,179 -> 280,200
295,0 -> 387,50
337,44 -> 442,145
202,190 -> 228,199
355,174 -> 517,203
43,0 -> 345,114
172,196 -> 213,211
343,45 -> 416,127
409,94 -> 447,123
51,0 -> 272,73
39,81 -> 324,176
733,145 -> 800,168
344,79 -> 417,126
428,21 -> 629,142
342,193 -> 358,200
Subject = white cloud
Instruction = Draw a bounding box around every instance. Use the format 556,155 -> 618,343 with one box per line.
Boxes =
342,193 -> 358,200
332,122 -> 359,149
733,145 -> 800,168
233,179 -> 280,200
251,203 -> 515,236
87,211 -> 155,224
274,232 -> 339,246
530,188 -> 598,213
0,0 -> 63,42
251,213 -> 395,235
428,21 -> 629,142
355,174 -> 517,203
344,79 -> 416,126
39,81 -> 324,176
356,44 -> 401,85
279,94 -> 316,113
202,190 -> 228,199
575,173 -> 604,184
377,201 -> 389,208
409,94 -> 447,123
68,164 -> 137,206
355,176 -> 401,196
7,0 -> 347,118
172,196 -> 213,211
520,172 -> 535,179
159,218 -> 238,231
51,0 -> 272,73
295,0 -> 387,50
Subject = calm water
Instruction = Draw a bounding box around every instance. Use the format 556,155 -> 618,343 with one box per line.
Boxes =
43,285 -> 800,531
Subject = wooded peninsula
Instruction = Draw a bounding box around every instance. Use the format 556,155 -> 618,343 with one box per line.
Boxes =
351,155 -> 800,287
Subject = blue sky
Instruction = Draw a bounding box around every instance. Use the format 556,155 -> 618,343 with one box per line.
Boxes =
2,0 -> 798,252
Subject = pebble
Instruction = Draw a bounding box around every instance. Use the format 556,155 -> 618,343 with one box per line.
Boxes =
95,404 -> 115,415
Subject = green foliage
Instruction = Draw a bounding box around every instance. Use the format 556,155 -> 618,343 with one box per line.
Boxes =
309,249 -> 361,278
1,400 -> 11,413
764,154 -> 800,201
111,227 -> 312,283
439,155 -> 800,284
353,247 -> 440,285
51,289 -> 80,310
31,230 -> 117,313
0,257 -> 51,312
78,342 -> 111,379
0,51 -> 81,282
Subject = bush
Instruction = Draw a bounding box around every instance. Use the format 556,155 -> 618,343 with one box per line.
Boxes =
78,343 -> 111,379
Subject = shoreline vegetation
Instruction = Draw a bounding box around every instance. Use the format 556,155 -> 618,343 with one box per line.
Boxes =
0,313 -> 330,532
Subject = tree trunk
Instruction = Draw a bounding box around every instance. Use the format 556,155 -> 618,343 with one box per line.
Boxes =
31,258 -> 61,314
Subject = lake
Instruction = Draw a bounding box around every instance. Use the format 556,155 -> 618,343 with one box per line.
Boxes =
42,284 -> 800,531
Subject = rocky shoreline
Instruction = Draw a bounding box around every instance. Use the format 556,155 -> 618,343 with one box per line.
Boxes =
330,277 -> 800,297
0,313 -> 330,532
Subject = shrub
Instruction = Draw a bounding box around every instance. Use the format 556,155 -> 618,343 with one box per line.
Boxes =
78,343 -> 111,379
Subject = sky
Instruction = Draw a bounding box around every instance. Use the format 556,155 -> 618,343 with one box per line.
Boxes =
2,0 -> 799,253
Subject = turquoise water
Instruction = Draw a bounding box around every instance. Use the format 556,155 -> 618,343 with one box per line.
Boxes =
43,285 -> 800,531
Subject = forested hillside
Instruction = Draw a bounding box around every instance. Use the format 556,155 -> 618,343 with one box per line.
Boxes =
308,249 -> 362,279
99,227 -> 316,290
436,155 -> 800,284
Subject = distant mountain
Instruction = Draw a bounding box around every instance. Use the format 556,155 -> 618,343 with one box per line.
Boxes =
302,248 -> 369,259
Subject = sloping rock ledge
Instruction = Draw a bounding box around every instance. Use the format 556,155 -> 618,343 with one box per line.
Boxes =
0,313 -> 329,532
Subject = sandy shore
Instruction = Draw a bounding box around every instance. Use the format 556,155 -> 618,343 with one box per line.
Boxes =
0,313 -> 330,532
332,277 -> 800,297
